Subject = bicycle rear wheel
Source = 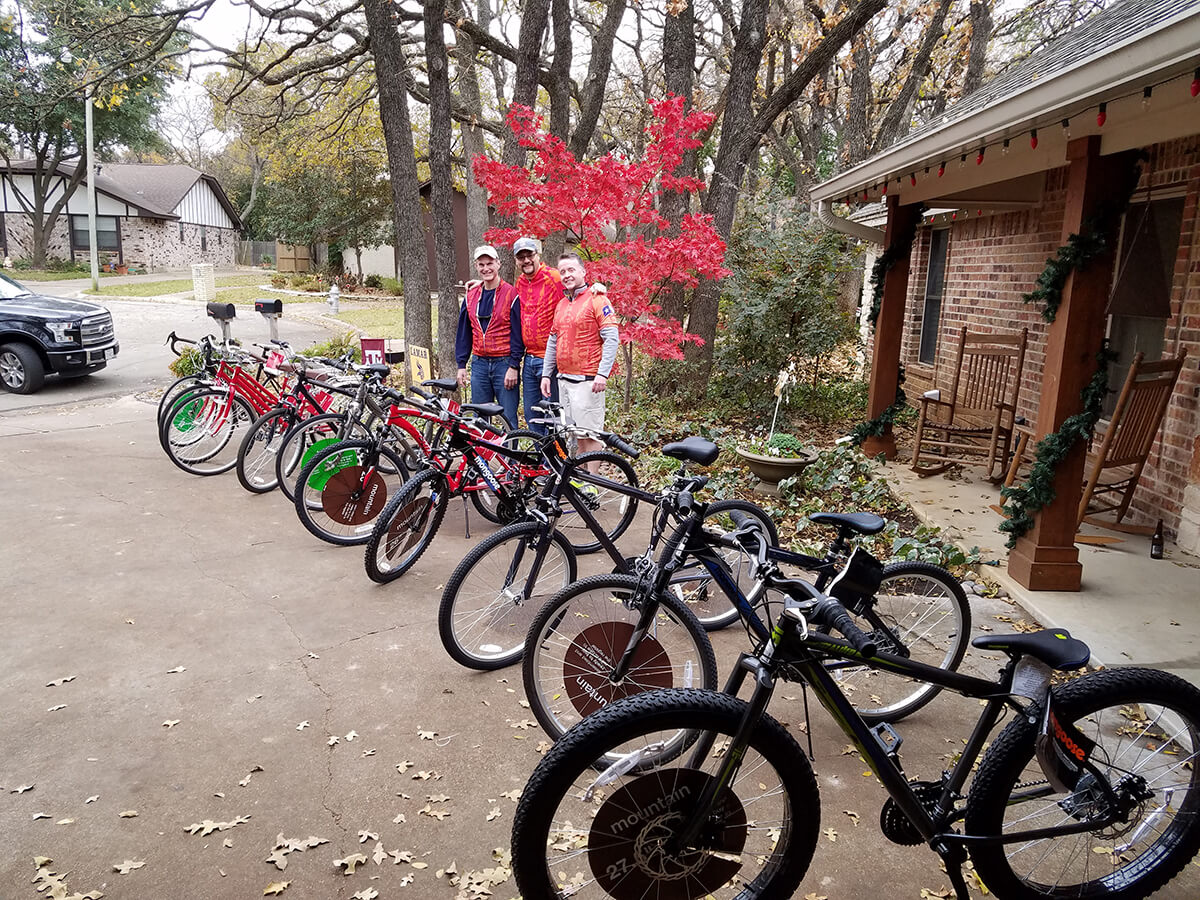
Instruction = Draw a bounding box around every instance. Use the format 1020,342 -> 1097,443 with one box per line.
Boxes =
293,440 -> 409,545
469,428 -> 542,524
275,412 -> 366,503
160,388 -> 255,476
558,451 -> 639,554
512,689 -> 819,900
829,560 -> 970,724
523,574 -> 718,761
363,468 -> 449,583
966,668 -> 1200,899
156,374 -> 206,429
236,406 -> 298,493
438,520 -> 577,670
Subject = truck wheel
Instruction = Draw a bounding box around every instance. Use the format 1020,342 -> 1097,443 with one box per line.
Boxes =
0,342 -> 45,394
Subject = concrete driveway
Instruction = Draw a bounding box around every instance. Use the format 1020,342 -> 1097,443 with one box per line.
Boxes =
3,391 -> 1199,896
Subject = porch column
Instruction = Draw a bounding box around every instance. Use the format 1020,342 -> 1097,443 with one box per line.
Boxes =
862,195 -> 920,459
1008,137 -> 1142,591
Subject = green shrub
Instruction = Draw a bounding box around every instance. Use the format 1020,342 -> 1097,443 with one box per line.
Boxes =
260,254 -> 274,266
270,273 -> 288,288
364,274 -> 383,289
288,273 -> 312,289
169,347 -> 204,377
11,258 -> 32,270
767,433 -> 808,456
298,331 -> 361,362
382,277 -> 403,296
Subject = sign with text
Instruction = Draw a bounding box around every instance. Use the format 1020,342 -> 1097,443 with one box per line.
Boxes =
408,344 -> 431,386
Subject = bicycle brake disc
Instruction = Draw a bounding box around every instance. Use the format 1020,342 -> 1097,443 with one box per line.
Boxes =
588,768 -> 747,899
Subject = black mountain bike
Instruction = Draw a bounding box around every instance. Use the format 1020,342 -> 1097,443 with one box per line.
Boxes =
512,553 -> 1200,900
521,437 -> 969,755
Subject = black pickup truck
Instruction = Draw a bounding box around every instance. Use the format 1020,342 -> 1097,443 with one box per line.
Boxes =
0,271 -> 120,394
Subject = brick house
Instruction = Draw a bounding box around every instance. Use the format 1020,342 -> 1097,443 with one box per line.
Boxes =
811,0 -> 1200,589
1,161 -> 242,270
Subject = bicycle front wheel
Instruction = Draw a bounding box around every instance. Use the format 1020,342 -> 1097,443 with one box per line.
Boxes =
363,468 -> 449,583
438,520 -> 577,670
829,560 -> 970,724
275,412 -> 366,503
512,689 -> 820,900
293,440 -> 409,545
236,406 -> 298,493
523,574 -> 717,758
965,667 -> 1200,899
160,388 -> 255,476
559,451 -> 639,554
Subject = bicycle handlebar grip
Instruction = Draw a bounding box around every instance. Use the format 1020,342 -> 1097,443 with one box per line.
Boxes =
604,433 -> 640,459
411,386 -> 434,401
813,597 -> 876,657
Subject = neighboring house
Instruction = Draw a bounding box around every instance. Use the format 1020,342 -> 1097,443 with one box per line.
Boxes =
811,0 -> 1200,587
1,161 -> 242,270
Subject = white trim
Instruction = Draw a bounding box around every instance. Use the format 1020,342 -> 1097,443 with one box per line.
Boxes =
812,8 -> 1200,201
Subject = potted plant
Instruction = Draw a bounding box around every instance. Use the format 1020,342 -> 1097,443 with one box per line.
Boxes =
114,262 -> 129,275
736,432 -> 817,492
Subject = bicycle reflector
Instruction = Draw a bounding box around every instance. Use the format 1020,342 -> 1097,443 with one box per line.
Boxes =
827,547 -> 885,607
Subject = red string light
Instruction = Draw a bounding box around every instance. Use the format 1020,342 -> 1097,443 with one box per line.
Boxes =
1097,102 -> 1107,127
1192,69 -> 1199,97
976,147 -> 985,165
910,173 -> 917,186
938,162 -> 945,177
1030,129 -> 1038,150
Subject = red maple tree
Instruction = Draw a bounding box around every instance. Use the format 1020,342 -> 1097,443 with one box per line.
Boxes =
473,96 -> 728,360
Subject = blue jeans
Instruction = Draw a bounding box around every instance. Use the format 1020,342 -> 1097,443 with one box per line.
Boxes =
469,355 -> 519,429
522,355 -> 559,434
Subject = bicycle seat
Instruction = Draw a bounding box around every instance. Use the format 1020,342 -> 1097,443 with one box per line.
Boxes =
972,629 -> 1091,671
463,402 -> 504,418
809,512 -> 886,535
361,364 -> 392,378
662,437 -> 719,466
423,377 -> 459,392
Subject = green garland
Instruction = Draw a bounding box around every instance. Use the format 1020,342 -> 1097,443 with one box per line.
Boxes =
849,368 -> 906,447
866,226 -> 917,328
998,345 -> 1115,547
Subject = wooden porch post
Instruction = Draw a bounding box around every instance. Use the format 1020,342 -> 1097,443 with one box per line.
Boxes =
1007,137 -> 1141,591
862,195 -> 920,459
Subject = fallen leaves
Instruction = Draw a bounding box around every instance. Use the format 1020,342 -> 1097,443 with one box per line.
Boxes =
118,810 -> 138,818
352,890 -> 378,900
334,853 -> 368,874
33,858 -> 103,899
186,815 -> 250,836
46,675 -> 77,687
263,881 -> 290,895
419,804 -> 450,821
372,841 -> 388,866
843,809 -> 860,826
266,834 -> 327,870
395,760 -> 413,773
239,765 -> 264,787
296,721 -> 310,731
486,806 -> 502,822
113,859 -> 145,874
11,784 -> 34,794
166,666 -> 186,674
358,830 -> 379,843
418,729 -> 437,741
85,795 -> 98,804
823,827 -> 838,843
162,719 -> 180,728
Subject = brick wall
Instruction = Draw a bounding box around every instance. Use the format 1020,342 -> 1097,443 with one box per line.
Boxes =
119,219 -> 237,270
899,137 -> 1200,548
2,213 -> 70,261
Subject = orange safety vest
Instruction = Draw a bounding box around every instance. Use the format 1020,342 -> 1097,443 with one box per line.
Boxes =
550,287 -> 619,377
515,265 -> 563,356
465,280 -> 519,358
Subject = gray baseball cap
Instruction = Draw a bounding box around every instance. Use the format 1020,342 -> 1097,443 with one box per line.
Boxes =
512,237 -> 541,255
473,244 -> 499,260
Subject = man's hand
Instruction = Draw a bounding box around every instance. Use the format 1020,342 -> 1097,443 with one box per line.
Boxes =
457,367 -> 468,387
591,282 -> 607,295
504,366 -> 519,390
592,374 -> 607,394
540,376 -> 552,398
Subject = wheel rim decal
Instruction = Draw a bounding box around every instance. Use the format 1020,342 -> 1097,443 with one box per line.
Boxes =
562,622 -> 672,718
320,466 -> 388,525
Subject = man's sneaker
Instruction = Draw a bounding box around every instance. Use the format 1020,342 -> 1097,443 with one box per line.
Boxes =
571,479 -> 601,507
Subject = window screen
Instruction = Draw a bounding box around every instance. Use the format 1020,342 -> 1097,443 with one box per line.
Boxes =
919,229 -> 949,365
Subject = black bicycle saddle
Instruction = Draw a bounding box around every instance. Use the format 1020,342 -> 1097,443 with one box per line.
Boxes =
662,437 -> 719,466
809,512 -> 887,535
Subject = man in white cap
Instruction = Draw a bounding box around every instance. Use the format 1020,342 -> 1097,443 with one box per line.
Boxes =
508,236 -> 563,434
455,245 -> 520,427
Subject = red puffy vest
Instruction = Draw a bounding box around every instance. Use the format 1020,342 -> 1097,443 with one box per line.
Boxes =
465,280 -> 519,358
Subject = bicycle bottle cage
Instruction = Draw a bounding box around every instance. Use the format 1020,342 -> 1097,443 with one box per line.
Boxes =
826,546 -> 885,606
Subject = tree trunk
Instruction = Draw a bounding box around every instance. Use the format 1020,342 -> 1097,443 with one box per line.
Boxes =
424,0 -> 462,376
355,246 -> 363,280
547,0 -> 572,141
566,0 -> 628,159
454,0 -> 490,251
963,0 -> 993,95
364,0 -> 432,368
871,0 -> 953,154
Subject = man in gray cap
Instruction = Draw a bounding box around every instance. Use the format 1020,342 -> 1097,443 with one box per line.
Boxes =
508,236 -> 563,434
455,245 -> 520,427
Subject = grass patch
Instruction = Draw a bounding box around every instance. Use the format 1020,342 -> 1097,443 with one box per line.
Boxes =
334,307 -> 406,339
215,285 -> 308,304
85,274 -> 268,297
10,269 -> 119,282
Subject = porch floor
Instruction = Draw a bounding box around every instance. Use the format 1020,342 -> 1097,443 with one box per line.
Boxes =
879,459 -> 1200,686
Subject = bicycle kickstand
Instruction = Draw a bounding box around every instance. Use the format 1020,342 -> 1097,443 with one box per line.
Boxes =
462,494 -> 471,541
934,841 -> 972,900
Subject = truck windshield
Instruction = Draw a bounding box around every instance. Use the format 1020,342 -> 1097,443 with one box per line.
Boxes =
0,272 -> 34,300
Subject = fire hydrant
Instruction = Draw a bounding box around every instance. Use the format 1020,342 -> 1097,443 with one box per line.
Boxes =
327,280 -> 340,314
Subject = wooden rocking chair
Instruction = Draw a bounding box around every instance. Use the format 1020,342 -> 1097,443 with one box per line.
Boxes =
1002,350 -> 1187,537
911,326 -> 1028,479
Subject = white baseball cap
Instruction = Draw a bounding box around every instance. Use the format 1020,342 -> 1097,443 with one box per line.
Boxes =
473,245 -> 499,260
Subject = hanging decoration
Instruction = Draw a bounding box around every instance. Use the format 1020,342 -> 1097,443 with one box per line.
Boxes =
998,346 -> 1115,546
1021,155 -> 1144,322
849,371 -> 907,447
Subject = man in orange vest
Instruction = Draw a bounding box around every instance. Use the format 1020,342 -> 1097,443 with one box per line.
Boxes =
509,236 -> 563,435
540,252 -> 619,461
455,245 -> 520,427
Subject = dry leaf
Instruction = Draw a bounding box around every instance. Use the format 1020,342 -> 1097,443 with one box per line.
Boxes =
296,721 -> 310,731
223,838 -> 233,849
486,806 -> 501,822
843,809 -> 860,826
352,890 -> 378,900
392,813 -> 406,824
536,740 -> 552,754
47,704 -> 67,711
33,812 -> 50,820
46,675 -> 77,687
395,760 -> 412,773
372,841 -> 388,866
335,853 -> 369,874
56,818 -> 75,825
361,748 -> 376,758
345,730 -> 358,741
358,830 -> 378,843
411,861 -> 429,869
186,815 -> 250,835
307,652 -> 320,659
119,810 -> 138,818
823,828 -> 838,842
510,720 -> 536,730
328,736 -> 339,747
166,666 -> 186,674
399,873 -> 414,886
427,793 -> 449,803
162,720 -> 180,728
391,850 -> 414,864
11,784 -> 34,793
113,860 -> 145,874
418,729 -> 436,740
413,770 -> 441,781
419,805 -> 450,820
85,795 -> 98,803
263,880 -> 290,895
500,790 -> 521,802
805,894 -> 829,899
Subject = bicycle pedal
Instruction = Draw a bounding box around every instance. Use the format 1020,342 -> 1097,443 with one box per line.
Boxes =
871,722 -> 904,761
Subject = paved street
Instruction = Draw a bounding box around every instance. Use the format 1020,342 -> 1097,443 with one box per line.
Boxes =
2,322 -> 1199,898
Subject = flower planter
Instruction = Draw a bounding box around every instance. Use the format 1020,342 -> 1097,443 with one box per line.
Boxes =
736,447 -> 817,493
114,264 -> 129,275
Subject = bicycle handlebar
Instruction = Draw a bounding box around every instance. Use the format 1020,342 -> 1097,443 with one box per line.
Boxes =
806,597 -> 877,657
603,432 -> 640,459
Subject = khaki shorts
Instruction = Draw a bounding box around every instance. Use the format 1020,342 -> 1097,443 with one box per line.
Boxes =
558,376 -> 607,432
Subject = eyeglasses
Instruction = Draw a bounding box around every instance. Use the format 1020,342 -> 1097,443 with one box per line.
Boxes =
516,252 -> 535,260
